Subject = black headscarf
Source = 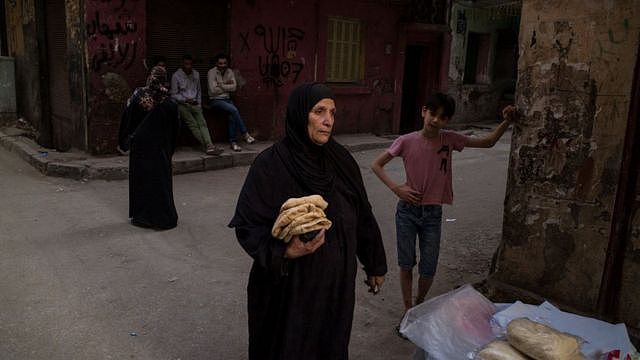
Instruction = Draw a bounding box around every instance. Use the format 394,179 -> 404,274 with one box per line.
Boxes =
275,83 -> 370,203
274,83 -> 338,195
229,82 -> 387,278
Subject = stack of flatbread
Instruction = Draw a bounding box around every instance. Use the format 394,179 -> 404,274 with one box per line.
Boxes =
271,195 -> 332,243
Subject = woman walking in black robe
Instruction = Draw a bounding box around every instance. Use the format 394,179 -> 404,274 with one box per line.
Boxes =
229,83 -> 388,360
119,66 -> 179,230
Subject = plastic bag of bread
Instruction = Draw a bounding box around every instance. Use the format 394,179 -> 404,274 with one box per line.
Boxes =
476,340 -> 532,360
506,318 -> 585,360
399,284 -> 496,360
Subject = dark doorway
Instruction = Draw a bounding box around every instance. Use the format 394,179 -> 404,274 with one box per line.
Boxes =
464,32 -> 491,85
147,0 -> 229,142
147,0 -> 228,93
399,41 -> 442,134
45,0 -> 73,151
494,28 -> 518,82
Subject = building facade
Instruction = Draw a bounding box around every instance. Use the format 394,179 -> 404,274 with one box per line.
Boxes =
447,0 -> 520,124
2,0 -> 452,154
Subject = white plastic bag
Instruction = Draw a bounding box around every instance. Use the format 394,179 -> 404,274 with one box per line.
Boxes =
400,284 -> 497,360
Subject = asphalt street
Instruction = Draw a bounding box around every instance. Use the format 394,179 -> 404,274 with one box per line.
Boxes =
0,131 -> 511,359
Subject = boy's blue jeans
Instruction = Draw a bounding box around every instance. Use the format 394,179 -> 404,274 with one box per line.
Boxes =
395,201 -> 442,277
209,98 -> 248,143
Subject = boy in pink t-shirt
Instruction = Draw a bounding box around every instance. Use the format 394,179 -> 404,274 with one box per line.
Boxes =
372,93 -> 515,335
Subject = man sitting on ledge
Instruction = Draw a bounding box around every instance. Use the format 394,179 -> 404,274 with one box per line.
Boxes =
208,53 -> 255,152
171,54 -> 224,155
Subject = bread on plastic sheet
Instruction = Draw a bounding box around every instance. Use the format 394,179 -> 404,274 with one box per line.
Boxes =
476,340 -> 532,360
506,318 -> 585,360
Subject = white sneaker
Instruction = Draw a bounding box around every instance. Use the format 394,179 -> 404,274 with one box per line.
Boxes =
231,142 -> 242,152
244,134 -> 255,144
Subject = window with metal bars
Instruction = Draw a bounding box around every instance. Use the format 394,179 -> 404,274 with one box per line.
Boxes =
326,17 -> 364,83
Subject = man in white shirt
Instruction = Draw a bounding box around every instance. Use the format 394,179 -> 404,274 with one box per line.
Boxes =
171,54 -> 223,155
207,53 -> 255,152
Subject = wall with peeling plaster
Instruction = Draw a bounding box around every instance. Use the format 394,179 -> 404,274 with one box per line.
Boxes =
3,0 -> 49,146
447,1 -> 520,124
490,0 -> 640,322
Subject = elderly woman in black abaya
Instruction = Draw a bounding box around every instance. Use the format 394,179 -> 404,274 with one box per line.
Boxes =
118,66 -> 179,230
229,83 -> 387,360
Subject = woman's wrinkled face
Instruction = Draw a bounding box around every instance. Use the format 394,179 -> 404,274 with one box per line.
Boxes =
307,98 -> 336,145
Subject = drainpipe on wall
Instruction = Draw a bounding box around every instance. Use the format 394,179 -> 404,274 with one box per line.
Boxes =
314,0 -> 319,82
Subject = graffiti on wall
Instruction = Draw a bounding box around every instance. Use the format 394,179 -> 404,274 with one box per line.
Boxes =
239,24 -> 305,87
86,0 -> 143,73
85,0 -> 145,154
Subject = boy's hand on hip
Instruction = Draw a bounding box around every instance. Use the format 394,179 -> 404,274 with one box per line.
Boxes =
393,184 -> 421,204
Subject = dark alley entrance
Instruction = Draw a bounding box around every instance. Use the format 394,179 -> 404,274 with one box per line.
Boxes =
399,38 -> 443,134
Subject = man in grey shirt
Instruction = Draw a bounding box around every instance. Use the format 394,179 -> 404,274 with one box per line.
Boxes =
171,54 -> 223,155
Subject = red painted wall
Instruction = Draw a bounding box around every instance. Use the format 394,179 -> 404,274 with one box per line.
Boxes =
230,0 -> 317,140
316,1 -> 401,135
86,0 -> 146,154
230,0 -> 402,140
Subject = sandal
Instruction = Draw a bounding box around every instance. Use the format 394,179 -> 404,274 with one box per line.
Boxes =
205,144 -> 224,156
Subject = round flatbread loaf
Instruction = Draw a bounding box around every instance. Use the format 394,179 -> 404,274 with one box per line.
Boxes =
272,195 -> 332,243
280,195 -> 328,212
476,340 -> 531,360
271,203 -> 324,238
278,210 -> 328,240
283,217 -> 332,243
506,318 -> 584,360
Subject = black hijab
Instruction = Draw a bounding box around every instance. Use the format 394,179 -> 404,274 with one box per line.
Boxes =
274,83 -> 368,203
275,83 -> 336,195
229,82 -> 386,278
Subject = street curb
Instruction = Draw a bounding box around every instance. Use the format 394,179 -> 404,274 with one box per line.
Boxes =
0,129 -> 394,181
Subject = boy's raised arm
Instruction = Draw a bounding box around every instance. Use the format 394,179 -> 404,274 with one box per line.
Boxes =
465,105 -> 516,148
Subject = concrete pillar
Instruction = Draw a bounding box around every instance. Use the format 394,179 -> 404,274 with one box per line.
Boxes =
488,0 -> 640,323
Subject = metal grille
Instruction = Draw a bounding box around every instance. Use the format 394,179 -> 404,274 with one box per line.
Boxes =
147,0 -> 228,101
45,0 -> 73,149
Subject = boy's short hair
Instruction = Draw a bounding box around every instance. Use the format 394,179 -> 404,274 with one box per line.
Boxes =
425,93 -> 456,118
182,54 -> 193,61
